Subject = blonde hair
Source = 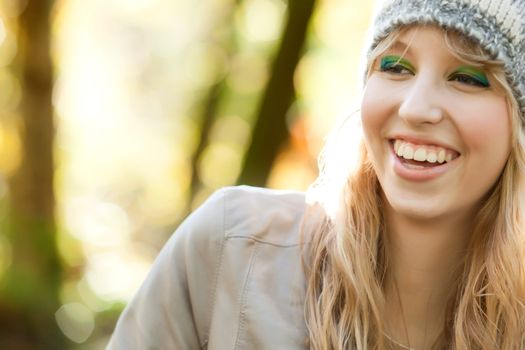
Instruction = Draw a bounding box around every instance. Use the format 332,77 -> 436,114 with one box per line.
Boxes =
304,24 -> 525,349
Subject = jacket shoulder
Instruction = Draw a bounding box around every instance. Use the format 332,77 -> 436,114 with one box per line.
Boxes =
219,185 -> 307,246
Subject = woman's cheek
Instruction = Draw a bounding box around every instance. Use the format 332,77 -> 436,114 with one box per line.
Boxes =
452,97 -> 510,154
361,77 -> 395,138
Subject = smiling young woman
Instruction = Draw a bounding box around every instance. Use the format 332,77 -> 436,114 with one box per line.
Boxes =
363,26 -> 511,221
108,1 -> 525,349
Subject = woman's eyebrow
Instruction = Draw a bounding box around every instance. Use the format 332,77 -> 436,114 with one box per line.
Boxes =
387,40 -> 411,54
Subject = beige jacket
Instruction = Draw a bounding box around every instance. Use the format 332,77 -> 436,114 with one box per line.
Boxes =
107,186 -> 314,349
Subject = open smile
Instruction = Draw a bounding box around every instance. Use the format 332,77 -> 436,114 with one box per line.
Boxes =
392,139 -> 460,164
389,140 -> 461,181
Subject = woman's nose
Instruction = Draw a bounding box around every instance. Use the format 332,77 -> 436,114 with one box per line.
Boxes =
398,76 -> 444,125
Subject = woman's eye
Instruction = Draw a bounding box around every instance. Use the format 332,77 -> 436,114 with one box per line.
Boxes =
379,56 -> 414,75
449,68 -> 490,88
381,64 -> 412,74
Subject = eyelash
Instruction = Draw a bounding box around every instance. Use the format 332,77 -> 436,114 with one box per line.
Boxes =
448,73 -> 490,87
379,57 -> 491,88
381,64 -> 412,75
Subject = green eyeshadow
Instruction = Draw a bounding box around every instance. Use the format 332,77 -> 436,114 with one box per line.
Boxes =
379,55 -> 415,72
454,66 -> 490,87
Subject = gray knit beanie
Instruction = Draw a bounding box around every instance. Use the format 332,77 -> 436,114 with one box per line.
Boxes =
368,0 -> 525,118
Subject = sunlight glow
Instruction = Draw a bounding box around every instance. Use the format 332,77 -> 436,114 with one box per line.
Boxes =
183,42 -> 228,89
199,142 -> 243,189
53,0 -> 379,311
66,198 -> 130,248
238,0 -> 286,43
85,251 -> 150,302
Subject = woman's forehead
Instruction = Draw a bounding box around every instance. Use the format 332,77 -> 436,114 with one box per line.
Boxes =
383,24 -> 484,57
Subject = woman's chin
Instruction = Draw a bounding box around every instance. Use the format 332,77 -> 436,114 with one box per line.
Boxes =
385,197 -> 449,222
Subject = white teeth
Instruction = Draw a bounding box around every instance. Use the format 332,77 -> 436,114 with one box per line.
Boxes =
413,148 -> 426,162
438,149 -> 446,163
392,139 -> 457,164
427,151 -> 437,163
402,145 -> 414,160
396,143 -> 405,157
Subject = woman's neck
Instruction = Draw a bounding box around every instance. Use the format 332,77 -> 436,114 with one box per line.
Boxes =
383,209 -> 473,349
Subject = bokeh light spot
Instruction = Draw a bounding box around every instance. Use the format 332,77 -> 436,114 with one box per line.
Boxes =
86,252 -> 150,302
2,0 -> 28,18
228,51 -> 268,93
66,199 -> 130,248
0,122 -> 22,176
183,43 -> 228,89
238,0 -> 286,43
77,277 -> 111,313
55,302 -> 95,344
198,142 -> 243,189
0,69 -> 21,110
0,20 -> 6,46
209,114 -> 251,148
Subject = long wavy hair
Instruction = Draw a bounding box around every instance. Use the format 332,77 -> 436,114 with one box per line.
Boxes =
303,24 -> 525,349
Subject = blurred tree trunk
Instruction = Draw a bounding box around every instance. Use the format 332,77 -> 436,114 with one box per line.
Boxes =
189,0 -> 244,206
0,0 -> 64,349
189,79 -> 224,203
238,0 -> 316,186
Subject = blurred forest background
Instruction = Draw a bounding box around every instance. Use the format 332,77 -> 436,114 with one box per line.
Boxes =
0,0 -> 377,348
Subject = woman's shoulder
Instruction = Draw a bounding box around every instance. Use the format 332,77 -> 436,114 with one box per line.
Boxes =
199,185 -> 308,247
201,186 -> 312,348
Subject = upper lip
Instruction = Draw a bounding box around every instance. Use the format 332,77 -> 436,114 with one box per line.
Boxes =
389,134 -> 461,155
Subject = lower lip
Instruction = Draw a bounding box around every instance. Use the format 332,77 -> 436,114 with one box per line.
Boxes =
391,145 -> 458,182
